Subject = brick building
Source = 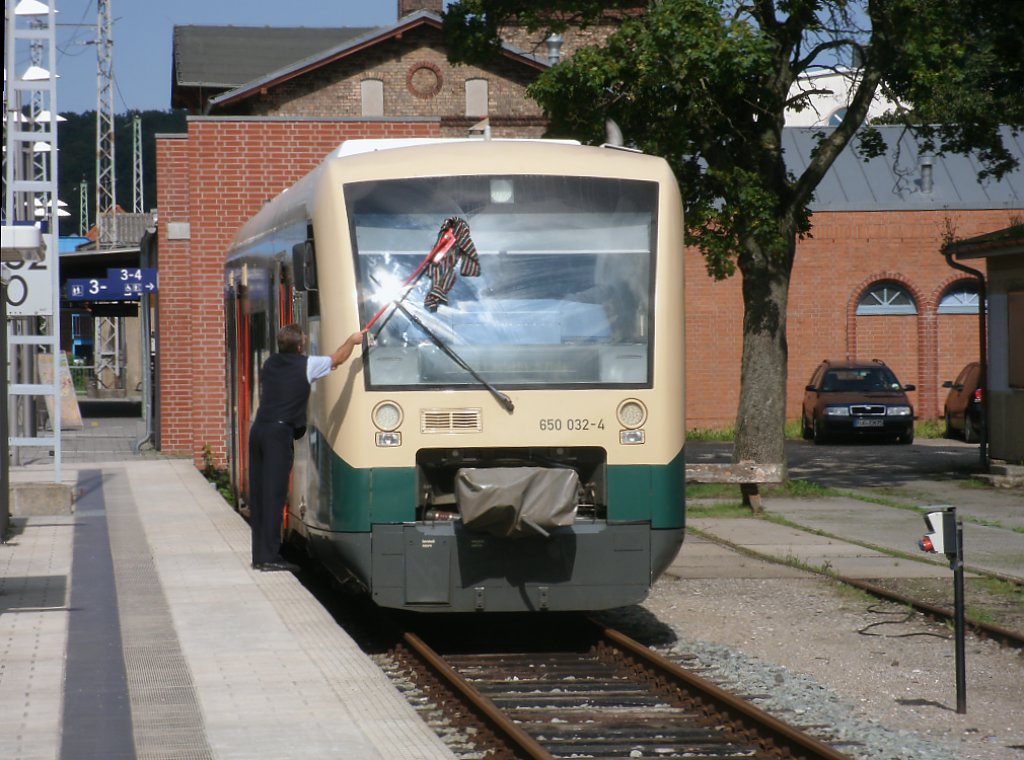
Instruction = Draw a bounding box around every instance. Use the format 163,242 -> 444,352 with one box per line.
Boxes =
685,127 -> 1023,431
156,3 -> 1023,466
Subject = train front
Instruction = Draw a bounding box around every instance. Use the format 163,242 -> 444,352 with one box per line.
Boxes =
305,141 -> 685,612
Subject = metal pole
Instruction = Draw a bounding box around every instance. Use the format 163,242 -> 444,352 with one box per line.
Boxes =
1,279 -> 9,540
952,519 -> 967,714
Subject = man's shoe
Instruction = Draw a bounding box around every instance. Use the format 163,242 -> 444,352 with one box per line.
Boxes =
258,560 -> 300,573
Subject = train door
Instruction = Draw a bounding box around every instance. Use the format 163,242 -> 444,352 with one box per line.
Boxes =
226,272 -> 253,507
225,275 -> 241,499
228,264 -> 272,510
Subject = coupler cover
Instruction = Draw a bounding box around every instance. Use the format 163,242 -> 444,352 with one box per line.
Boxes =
456,467 -> 579,539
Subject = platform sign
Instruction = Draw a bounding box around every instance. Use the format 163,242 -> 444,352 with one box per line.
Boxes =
107,267 -> 158,292
66,268 -> 158,301
67,277 -> 114,301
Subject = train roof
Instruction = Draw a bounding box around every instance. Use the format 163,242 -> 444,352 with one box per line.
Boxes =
226,139 -> 672,255
331,137 -> 581,157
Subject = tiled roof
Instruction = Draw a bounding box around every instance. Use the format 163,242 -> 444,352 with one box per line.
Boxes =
173,25 -> 380,89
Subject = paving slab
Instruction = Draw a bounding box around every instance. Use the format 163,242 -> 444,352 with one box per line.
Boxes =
1,460 -> 456,760
666,532 -> 809,579
763,497 -> 1024,580
684,516 -> 956,580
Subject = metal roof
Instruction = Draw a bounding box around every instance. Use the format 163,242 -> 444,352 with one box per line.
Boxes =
173,25 -> 380,89
792,126 -> 1024,211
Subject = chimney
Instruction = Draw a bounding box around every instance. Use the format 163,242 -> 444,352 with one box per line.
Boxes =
399,1 -> 442,17
920,155 -> 934,194
546,34 -> 564,65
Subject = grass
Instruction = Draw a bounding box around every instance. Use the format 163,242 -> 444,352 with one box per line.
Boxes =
914,419 -> 946,439
686,478 -> 837,504
686,426 -> 735,441
766,478 -> 834,498
688,418 -> 945,441
686,501 -> 752,518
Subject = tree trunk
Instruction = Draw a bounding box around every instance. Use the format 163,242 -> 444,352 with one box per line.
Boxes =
732,230 -> 797,470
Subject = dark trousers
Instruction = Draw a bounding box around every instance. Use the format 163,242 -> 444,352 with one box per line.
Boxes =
248,420 -> 294,565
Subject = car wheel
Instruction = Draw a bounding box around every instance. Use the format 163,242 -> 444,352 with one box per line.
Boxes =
944,409 -> 954,439
802,413 -> 813,440
898,427 -> 915,445
813,417 -> 828,445
964,414 -> 979,444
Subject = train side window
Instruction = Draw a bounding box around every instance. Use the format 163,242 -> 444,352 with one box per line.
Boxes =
293,241 -> 317,291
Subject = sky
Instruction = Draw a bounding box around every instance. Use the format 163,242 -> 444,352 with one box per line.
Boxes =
49,1 -> 406,114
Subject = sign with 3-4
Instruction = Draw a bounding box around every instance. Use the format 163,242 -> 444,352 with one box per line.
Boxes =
108,267 -> 157,290
66,268 -> 158,301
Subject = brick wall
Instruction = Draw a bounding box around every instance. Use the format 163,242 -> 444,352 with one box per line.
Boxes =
685,208 -> 1021,430
228,27 -> 546,138
155,118 -> 440,467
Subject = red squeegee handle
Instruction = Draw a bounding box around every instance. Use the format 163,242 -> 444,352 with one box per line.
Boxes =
361,228 -> 456,334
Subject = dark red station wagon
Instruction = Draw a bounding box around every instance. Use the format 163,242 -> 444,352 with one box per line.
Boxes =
802,359 -> 916,444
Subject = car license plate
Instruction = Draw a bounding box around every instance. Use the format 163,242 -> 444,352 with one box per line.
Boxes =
853,418 -> 884,428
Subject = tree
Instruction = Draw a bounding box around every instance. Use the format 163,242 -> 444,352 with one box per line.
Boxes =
442,0 -> 1023,468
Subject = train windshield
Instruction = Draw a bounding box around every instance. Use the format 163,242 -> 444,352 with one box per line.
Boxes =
346,175 -> 657,389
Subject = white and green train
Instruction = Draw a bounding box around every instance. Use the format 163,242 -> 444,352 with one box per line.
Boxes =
224,138 -> 686,612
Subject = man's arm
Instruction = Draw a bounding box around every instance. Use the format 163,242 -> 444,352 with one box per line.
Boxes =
329,332 -> 363,369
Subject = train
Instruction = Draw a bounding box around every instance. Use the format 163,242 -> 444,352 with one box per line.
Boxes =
224,138 -> 686,612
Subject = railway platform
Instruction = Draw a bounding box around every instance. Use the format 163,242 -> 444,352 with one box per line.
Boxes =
2,458 -> 456,760
3,421 -> 1022,760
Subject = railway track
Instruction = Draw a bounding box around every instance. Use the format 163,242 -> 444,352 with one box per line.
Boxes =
687,525 -> 1024,650
835,575 -> 1024,649
384,615 -> 851,760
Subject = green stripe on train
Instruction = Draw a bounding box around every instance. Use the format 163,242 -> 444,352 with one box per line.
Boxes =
606,447 -> 685,529
328,446 -> 685,533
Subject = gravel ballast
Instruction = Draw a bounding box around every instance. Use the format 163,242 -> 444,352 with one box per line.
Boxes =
602,573 -> 1024,760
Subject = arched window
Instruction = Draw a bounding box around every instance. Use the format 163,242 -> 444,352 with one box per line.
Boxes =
828,107 -> 848,126
856,281 -> 917,315
361,79 -> 384,117
937,281 -> 980,314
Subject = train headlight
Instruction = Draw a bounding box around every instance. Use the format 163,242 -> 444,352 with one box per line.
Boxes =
616,399 -> 647,429
372,401 -> 403,431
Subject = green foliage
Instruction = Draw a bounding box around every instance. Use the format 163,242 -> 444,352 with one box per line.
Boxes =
873,0 -> 1024,179
914,419 -> 945,439
686,500 -> 751,518
772,478 -> 833,498
444,0 -> 1023,463
687,426 -> 734,441
685,482 -> 742,499
201,443 -> 235,506
686,419 -> 802,440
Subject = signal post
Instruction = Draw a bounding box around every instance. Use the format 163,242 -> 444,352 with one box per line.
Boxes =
918,506 -> 967,714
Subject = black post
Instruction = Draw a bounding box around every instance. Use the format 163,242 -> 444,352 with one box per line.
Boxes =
952,518 -> 967,714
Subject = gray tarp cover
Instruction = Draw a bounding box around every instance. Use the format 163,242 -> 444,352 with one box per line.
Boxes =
456,467 -> 579,538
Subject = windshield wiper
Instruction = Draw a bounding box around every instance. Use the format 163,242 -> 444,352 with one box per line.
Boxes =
393,301 -> 515,414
